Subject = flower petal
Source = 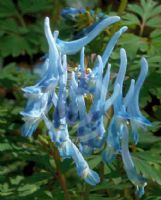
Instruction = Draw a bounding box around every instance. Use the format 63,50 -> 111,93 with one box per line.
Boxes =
120,124 -> 147,197
56,16 -> 120,55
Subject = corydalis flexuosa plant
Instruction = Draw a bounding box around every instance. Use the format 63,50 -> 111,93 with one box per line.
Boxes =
21,11 -> 151,197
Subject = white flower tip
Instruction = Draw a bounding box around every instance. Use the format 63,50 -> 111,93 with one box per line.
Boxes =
97,55 -> 103,66
111,16 -> 120,22
122,26 -> 128,32
81,167 -> 90,178
141,57 -> 148,65
108,63 -> 111,70
131,79 -> 135,84
141,57 -> 148,74
45,16 -> 49,25
120,48 -> 127,56
54,30 -> 59,39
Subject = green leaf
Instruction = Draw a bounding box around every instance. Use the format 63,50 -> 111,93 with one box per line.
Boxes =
119,33 -> 140,58
18,0 -> 53,14
146,17 -> 161,28
122,13 -> 140,26
0,143 -> 13,152
134,151 -> 161,164
0,0 -> 17,18
150,29 -> 161,38
0,19 -> 20,34
0,35 -> 31,57
88,155 -> 102,169
128,4 -> 143,18
150,4 -> 161,18
153,105 -> 161,120
133,156 -> 161,185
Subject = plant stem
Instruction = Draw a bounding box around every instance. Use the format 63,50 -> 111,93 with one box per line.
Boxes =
16,12 -> 27,28
39,136 -> 71,200
139,21 -> 145,36
52,146 -> 71,200
110,0 -> 128,35
83,184 -> 89,200
118,0 -> 128,16
99,161 -> 105,182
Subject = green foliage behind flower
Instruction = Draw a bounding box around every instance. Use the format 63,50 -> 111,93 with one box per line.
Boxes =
0,0 -> 161,200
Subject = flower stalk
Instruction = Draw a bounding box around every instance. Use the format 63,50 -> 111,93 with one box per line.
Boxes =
52,145 -> 71,200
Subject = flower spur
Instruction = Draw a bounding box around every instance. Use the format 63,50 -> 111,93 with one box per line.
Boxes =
21,17 -> 62,136
56,15 -> 120,55
21,13 -> 151,197
120,124 -> 147,198
127,57 -> 152,144
102,50 -> 150,197
42,57 -> 100,186
76,54 -> 120,155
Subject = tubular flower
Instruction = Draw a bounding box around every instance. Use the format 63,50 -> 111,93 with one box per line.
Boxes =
77,55 -> 120,154
120,124 -> 147,198
21,13 -> 151,197
56,15 -> 120,55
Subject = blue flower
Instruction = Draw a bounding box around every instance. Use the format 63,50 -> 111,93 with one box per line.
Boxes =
22,17 -> 59,95
103,50 -> 151,166
66,71 -> 79,124
56,16 -> 120,55
61,8 -> 86,19
93,26 -> 128,74
21,17 -> 61,136
127,57 -> 152,144
39,54 -> 100,186
120,124 -> 147,198
104,48 -> 128,161
21,91 -> 52,136
76,55 -> 120,154
21,14 -> 151,196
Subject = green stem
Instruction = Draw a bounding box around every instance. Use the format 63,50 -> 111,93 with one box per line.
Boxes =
110,0 -> 128,35
118,0 -> 128,16
16,11 -> 27,29
99,161 -> 105,182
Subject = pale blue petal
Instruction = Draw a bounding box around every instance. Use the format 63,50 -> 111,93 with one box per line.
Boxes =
128,57 -> 151,126
80,47 -> 85,72
100,63 -> 111,102
61,8 -> 86,18
102,146 -> 116,163
115,48 -> 127,89
56,16 -> 120,55
120,124 -> 147,197
21,118 -> 39,137
44,17 -> 59,77
107,116 -> 122,152
84,169 -> 100,186
71,143 -> 100,185
91,56 -> 103,111
77,95 -> 87,120
131,121 -> 139,145
104,84 -> 120,112
79,144 -> 93,156
113,48 -> 128,118
124,79 -> 135,107
93,26 -> 128,73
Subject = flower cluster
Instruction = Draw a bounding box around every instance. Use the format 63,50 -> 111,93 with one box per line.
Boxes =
21,14 -> 151,197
